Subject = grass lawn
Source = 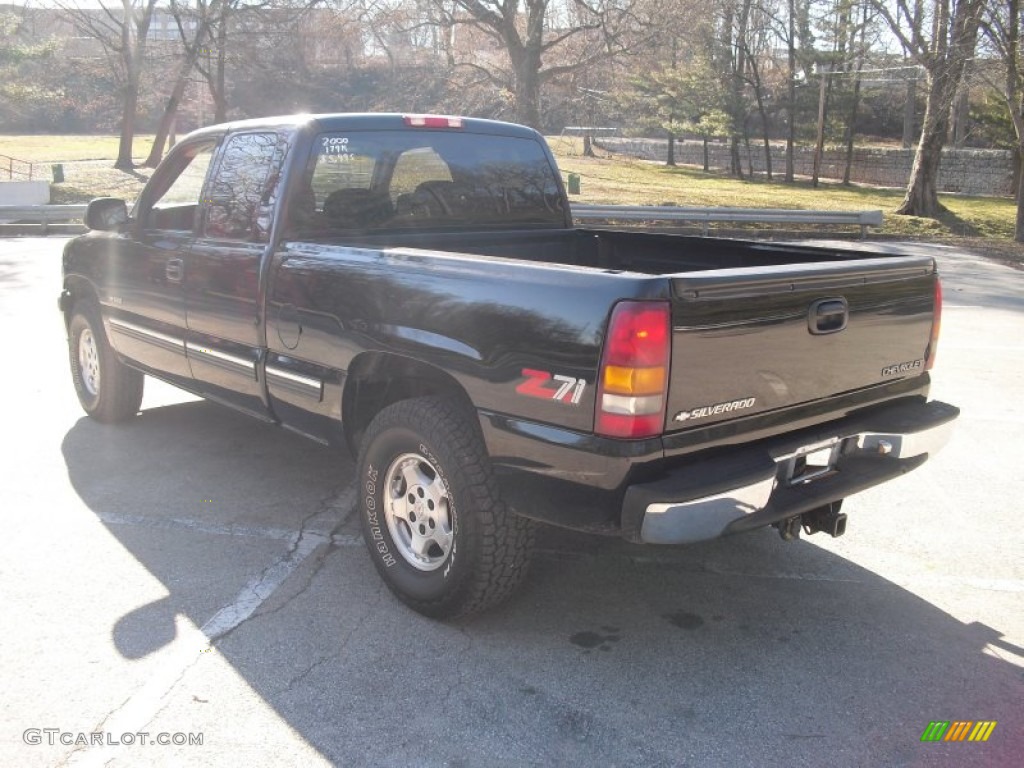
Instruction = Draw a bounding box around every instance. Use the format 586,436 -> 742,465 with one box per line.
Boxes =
548,136 -> 1016,241
2,132 -> 1021,265
0,134 -> 155,163
1,134 -> 157,204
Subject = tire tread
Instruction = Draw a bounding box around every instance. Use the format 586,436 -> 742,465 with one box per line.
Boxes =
69,302 -> 144,423
358,396 -> 533,618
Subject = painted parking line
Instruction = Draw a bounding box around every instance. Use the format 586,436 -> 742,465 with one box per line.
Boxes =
64,488 -> 360,766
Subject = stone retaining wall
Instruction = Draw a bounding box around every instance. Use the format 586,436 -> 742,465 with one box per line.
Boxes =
595,138 -> 1015,197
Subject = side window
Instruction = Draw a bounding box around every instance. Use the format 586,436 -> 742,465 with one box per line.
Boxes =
203,132 -> 283,241
158,149 -> 213,205
143,142 -> 215,231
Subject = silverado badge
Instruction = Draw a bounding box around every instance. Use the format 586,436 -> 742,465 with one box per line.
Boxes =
674,397 -> 757,422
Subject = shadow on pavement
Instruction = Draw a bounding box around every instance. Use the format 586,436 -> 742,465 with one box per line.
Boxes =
62,400 -> 1023,766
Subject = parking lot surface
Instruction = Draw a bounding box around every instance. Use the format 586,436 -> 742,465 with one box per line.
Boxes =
1,237 -> 1021,767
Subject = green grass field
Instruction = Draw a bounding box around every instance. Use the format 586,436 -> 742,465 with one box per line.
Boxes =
2,133 -> 1020,259
548,136 -> 1016,241
0,135 -> 155,163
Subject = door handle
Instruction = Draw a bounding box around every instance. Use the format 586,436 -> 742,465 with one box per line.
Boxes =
166,258 -> 184,282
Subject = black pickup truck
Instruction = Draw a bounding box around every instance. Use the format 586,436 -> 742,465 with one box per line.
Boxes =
60,113 -> 958,617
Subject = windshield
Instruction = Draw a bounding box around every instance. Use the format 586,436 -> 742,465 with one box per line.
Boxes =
285,130 -> 566,236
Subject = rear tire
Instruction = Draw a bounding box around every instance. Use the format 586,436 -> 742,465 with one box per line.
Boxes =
68,304 -> 144,423
357,396 -> 533,618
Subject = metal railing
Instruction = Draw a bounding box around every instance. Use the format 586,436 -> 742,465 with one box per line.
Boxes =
1,202 -> 885,238
0,204 -> 88,234
571,204 -> 884,238
0,154 -> 36,181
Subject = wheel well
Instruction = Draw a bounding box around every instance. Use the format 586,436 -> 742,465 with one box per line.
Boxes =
62,277 -> 100,327
342,353 -> 472,454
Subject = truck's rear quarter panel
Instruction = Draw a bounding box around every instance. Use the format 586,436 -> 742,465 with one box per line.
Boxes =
266,243 -> 662,436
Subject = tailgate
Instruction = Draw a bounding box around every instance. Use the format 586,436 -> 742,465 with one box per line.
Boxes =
665,255 -> 937,432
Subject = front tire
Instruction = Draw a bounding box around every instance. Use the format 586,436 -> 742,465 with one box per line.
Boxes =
68,304 -> 144,423
357,396 -> 533,618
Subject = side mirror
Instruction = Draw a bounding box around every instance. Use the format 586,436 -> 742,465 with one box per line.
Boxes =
85,197 -> 128,231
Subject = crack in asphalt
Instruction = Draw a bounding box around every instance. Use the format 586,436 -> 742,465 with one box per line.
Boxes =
61,482 -> 358,768
212,481 -> 355,637
244,482 -> 359,627
441,625 -> 475,710
281,582 -> 386,695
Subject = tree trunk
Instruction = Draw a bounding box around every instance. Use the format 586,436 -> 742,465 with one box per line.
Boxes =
902,76 -> 917,148
703,137 -> 709,171
666,131 -> 676,166
214,34 -> 227,123
208,16 -> 228,124
896,74 -> 949,217
146,26 -> 207,168
115,68 -> 139,170
1016,147 -> 1024,241
890,0 -> 982,217
743,126 -> 754,178
115,86 -> 137,170
756,98 -> 772,180
842,74 -> 862,185
785,0 -> 796,182
511,48 -> 542,129
146,90 -> 183,168
730,136 -> 743,179
583,133 -> 595,157
812,66 -> 829,188
950,87 -> 970,145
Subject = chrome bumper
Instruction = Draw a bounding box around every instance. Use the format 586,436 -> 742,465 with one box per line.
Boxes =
630,399 -> 958,545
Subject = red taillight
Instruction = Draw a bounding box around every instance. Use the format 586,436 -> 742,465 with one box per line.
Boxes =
925,278 -> 942,371
403,114 -> 464,129
595,301 -> 671,438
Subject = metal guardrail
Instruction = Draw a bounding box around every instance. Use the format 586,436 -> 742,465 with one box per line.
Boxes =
571,204 -> 884,238
0,204 -> 88,234
2,203 -> 885,238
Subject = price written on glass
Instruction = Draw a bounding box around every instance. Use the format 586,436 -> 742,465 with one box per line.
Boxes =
321,136 -> 352,160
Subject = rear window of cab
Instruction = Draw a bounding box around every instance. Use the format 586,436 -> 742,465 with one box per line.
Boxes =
286,130 -> 566,234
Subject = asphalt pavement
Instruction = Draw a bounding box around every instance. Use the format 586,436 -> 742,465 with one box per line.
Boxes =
0,237 -> 1021,767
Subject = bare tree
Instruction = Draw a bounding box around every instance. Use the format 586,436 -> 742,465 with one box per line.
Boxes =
431,0 -> 646,128
980,0 -> 1024,240
871,0 -> 985,218
192,0 -> 324,124
59,0 -> 158,169
144,0 -> 217,167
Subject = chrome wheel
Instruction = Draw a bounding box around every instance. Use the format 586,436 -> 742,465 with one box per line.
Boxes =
384,452 -> 453,571
78,327 -> 101,397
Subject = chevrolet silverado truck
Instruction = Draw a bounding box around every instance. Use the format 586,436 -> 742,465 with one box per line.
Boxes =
60,113 -> 959,618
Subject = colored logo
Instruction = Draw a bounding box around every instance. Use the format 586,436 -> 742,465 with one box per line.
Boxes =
920,721 -> 997,742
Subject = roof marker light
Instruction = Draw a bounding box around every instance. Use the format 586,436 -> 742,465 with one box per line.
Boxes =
403,115 -> 464,129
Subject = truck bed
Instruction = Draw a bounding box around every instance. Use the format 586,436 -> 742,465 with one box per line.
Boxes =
303,227 -> 888,274
286,227 -> 937,436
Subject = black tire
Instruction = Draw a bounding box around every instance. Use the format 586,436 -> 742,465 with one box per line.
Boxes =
68,304 -> 144,423
357,396 -> 533,618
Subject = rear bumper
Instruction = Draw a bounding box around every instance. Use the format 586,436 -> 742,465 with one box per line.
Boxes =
621,399 -> 959,544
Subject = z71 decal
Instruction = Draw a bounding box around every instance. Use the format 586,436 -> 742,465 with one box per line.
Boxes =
516,368 -> 586,404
